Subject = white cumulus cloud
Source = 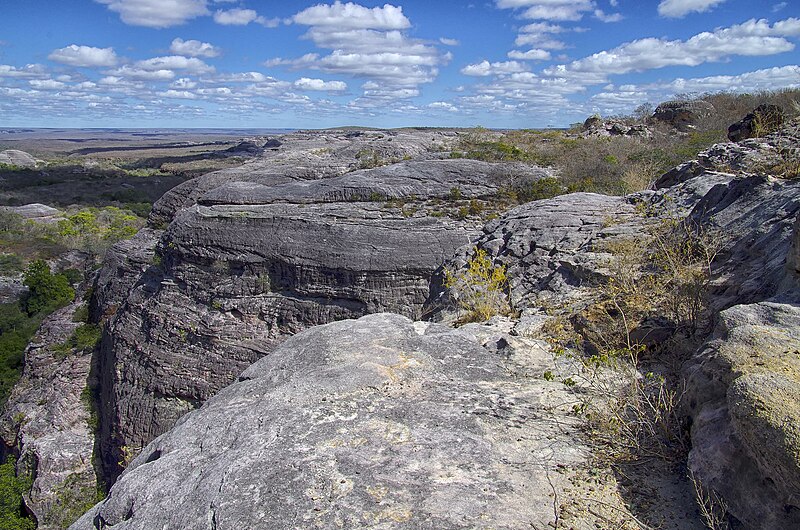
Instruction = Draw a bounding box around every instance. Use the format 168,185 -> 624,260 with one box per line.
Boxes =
495,0 -> 595,21
293,77 -> 347,91
594,9 -> 623,22
428,101 -> 458,112
213,8 -> 257,24
462,60 -> 528,76
272,2 -> 448,104
133,55 -> 215,74
170,38 -> 220,58
48,45 -> 118,67
29,79 -> 66,90
0,64 -> 46,78
212,8 -> 278,27
544,18 -> 800,79
105,65 -> 177,80
508,49 -> 551,60
658,0 -> 728,18
292,1 -> 410,30
590,65 -> 800,115
95,0 -> 209,28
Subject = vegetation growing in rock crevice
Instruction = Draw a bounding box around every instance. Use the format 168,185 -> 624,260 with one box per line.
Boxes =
48,472 -> 105,529
538,210 -> 725,526
444,247 -> 511,323
0,261 -> 81,406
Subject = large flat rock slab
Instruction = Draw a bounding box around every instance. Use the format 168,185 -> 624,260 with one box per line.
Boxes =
74,314 -> 594,530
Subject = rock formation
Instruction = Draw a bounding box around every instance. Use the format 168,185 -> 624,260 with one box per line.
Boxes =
439,121 -> 800,529
580,116 -> 651,138
93,130 -> 554,481
652,100 -> 715,131
0,203 -> 61,221
0,298 -> 98,529
72,313 -> 699,530
684,301 -> 800,529
0,149 -> 40,168
2,118 -> 796,529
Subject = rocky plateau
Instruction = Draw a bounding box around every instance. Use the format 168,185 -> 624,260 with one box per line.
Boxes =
2,118 -> 799,529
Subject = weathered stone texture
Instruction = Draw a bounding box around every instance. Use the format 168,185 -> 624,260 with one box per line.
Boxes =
74,314 -> 596,530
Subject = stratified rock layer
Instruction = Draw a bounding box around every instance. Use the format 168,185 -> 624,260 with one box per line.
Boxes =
94,145 -> 553,479
0,299 -> 96,530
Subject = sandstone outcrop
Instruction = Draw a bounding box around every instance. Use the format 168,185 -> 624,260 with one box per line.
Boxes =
427,121 -> 800,528
683,302 -> 800,529
72,313 -> 698,530
428,192 -> 643,315
652,122 -> 800,311
148,129 -> 458,226
652,100 -> 714,130
580,117 -> 651,138
0,149 -> 40,168
0,203 -> 61,221
0,298 -> 97,529
28,119 -> 800,528
94,135 -> 555,480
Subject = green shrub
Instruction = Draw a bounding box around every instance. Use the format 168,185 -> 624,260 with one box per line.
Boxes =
73,323 -> 101,351
0,254 -> 24,275
21,260 -> 74,316
0,456 -> 35,530
123,202 -> 152,219
72,304 -> 89,323
0,303 -> 44,405
49,472 -> 105,529
55,206 -> 142,254
448,187 -> 462,201
468,199 -> 484,215
515,177 -> 565,202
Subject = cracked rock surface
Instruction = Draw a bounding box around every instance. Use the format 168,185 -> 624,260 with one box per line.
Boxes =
74,313 -> 597,530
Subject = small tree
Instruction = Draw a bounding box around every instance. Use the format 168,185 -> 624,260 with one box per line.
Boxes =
21,260 -> 74,316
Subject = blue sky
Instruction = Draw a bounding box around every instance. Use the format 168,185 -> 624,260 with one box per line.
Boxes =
0,0 -> 798,128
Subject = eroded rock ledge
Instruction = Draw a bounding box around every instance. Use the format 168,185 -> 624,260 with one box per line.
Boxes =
94,146 -> 553,480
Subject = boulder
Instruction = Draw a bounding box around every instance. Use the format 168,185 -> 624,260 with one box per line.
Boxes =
582,115 -> 602,130
0,149 -> 39,168
262,137 -> 282,149
683,302 -> 800,529
727,104 -> 786,142
222,140 -> 263,156
578,117 -> 652,139
0,203 -> 61,221
652,100 -> 714,131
